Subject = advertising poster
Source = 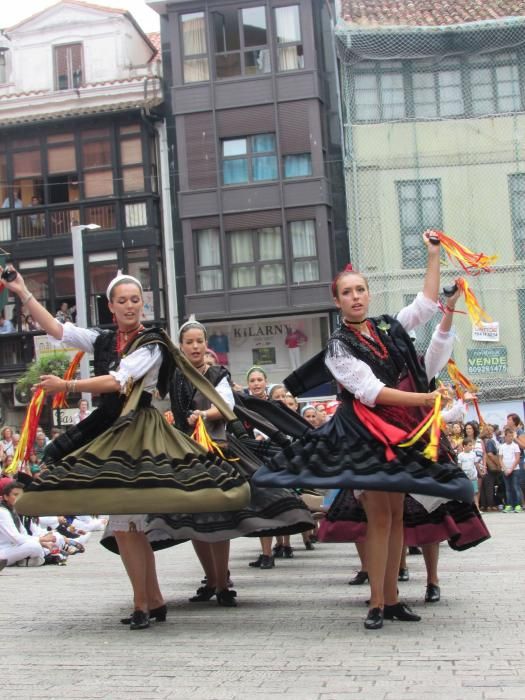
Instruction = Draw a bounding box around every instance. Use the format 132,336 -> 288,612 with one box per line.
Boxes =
206,314 -> 330,386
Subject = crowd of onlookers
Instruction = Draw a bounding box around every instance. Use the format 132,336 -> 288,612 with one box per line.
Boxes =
443,411 -> 525,513
0,408 -> 102,571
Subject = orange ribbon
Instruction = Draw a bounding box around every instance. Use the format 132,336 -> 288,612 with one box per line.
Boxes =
456,278 -> 492,328
7,388 -> 46,474
429,230 -> 498,274
52,351 -> 85,409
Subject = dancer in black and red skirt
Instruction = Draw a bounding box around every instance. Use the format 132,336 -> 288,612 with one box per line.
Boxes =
319,284 -> 489,604
254,233 -> 475,629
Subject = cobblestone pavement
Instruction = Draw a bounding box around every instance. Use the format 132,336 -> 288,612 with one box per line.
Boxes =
2,513 -> 524,699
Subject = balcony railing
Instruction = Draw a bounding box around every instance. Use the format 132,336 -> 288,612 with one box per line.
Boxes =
11,204 -> 116,240
84,204 -> 116,230
0,332 -> 35,375
50,208 -> 80,237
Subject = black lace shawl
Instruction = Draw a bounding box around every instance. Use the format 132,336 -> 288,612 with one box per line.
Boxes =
327,315 -> 430,393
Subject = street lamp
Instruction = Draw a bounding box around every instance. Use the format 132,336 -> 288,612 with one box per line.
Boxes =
71,223 -> 101,404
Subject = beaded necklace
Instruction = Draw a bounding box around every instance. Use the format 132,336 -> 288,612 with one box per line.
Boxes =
116,324 -> 144,355
343,319 -> 389,360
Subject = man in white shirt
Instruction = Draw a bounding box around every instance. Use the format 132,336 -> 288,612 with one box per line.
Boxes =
0,481 -> 54,566
498,428 -> 522,513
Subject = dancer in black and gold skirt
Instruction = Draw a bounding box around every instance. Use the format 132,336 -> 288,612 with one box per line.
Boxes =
1,265 -> 249,630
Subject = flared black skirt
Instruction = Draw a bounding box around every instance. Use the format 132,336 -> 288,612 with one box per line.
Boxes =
253,401 -> 474,503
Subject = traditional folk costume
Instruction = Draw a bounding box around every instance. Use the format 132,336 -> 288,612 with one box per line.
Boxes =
253,294 -> 473,504
317,323 -> 490,549
16,325 -> 250,521
117,362 -> 314,551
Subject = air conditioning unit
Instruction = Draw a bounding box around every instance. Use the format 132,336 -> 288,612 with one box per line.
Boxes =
13,384 -> 30,407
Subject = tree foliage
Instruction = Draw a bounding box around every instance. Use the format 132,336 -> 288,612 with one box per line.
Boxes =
16,352 -> 71,403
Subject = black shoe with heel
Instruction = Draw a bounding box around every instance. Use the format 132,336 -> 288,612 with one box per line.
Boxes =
348,570 -> 368,586
216,589 -> 237,607
364,607 -> 384,630
383,603 -> 421,622
189,585 -> 216,602
129,610 -> 150,630
121,604 -> 166,625
425,584 -> 441,603
398,568 -> 409,582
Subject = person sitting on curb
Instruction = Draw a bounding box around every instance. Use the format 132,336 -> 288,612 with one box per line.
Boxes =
0,480 -> 56,567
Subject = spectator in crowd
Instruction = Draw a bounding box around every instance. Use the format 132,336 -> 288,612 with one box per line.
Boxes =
301,405 -> 319,428
33,433 -> 47,462
29,195 -> 44,232
0,312 -> 14,334
499,427 -> 522,513
23,314 -> 40,332
204,349 -> 219,367
315,403 -> 329,425
26,451 -> 42,477
73,399 -> 91,425
479,424 -> 501,512
284,392 -> 299,412
0,426 -> 15,467
0,481 -> 54,566
457,438 -> 481,499
463,421 -> 486,508
2,189 -> 23,208
55,301 -> 75,324
506,413 -> 525,503
449,422 -> 464,453
268,384 -> 286,402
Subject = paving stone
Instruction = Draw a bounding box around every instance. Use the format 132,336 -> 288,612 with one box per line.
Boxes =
2,514 -> 525,699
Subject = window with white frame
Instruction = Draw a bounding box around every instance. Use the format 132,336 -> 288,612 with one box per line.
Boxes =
289,220 -> 319,283
181,12 -> 210,83
222,134 -> 278,185
229,226 -> 284,288
0,52 -> 7,84
468,52 -> 521,115
397,179 -> 442,269
412,59 -> 464,118
353,61 -> 405,121
195,228 -> 224,291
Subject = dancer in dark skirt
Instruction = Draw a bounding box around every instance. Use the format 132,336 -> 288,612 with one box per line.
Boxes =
120,319 -> 314,603
1,266 -> 249,629
253,233 -> 473,629
318,284 -> 490,603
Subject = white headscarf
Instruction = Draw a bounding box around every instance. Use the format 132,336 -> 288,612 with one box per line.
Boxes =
106,271 -> 143,300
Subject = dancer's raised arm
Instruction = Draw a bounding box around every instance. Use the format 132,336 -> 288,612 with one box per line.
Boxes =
0,265 -> 63,339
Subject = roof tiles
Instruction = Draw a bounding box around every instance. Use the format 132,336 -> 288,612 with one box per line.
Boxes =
341,0 -> 525,27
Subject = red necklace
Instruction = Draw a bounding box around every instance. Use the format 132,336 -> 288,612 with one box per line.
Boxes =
343,319 -> 389,360
116,324 -> 144,355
